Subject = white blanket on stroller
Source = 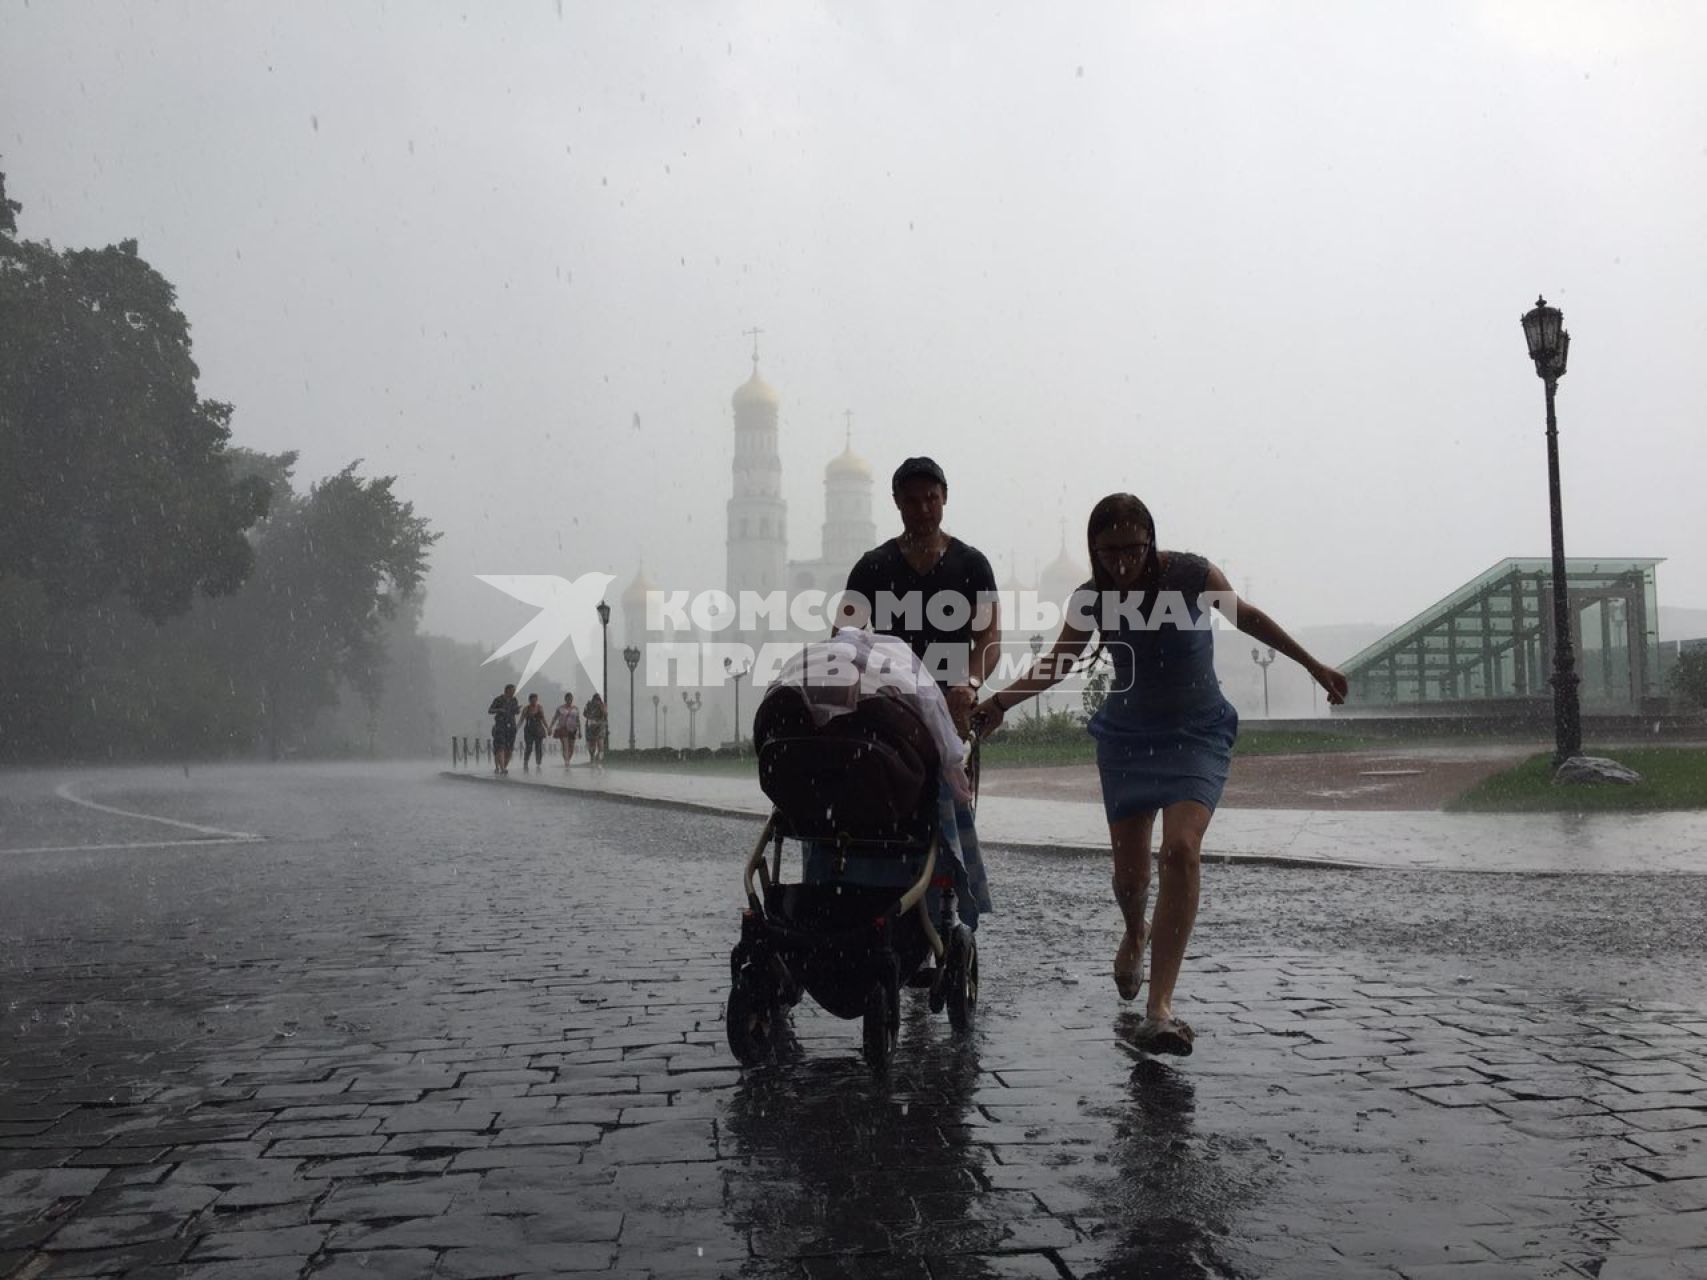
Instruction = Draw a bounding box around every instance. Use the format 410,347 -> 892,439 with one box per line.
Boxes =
768,629 -> 973,802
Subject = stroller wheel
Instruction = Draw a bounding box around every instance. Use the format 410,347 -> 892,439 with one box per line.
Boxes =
862,981 -> 896,1072
726,965 -> 775,1067
946,926 -> 978,1034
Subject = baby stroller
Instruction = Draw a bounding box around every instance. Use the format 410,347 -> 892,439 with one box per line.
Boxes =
725,646 -> 979,1071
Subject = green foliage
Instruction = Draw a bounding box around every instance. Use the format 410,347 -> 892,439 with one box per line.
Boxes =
0,174 -> 442,762
992,705 -> 1086,745
0,173 -> 18,236
0,180 -> 270,620
1670,650 -> 1707,710
217,459 -> 440,757
1447,748 -> 1707,812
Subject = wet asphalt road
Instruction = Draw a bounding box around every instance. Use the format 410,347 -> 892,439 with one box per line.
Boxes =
2,763 -> 1705,1278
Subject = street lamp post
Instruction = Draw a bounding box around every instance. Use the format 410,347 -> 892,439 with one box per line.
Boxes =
595,600 -> 611,715
724,657 -> 752,753
662,703 -> 670,747
1521,295 -> 1583,766
1028,634 -> 1044,722
651,694 -> 660,748
1251,646 -> 1276,718
682,691 -> 702,750
622,645 -> 641,751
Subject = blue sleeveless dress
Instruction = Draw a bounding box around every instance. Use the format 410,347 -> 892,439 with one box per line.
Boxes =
1079,552 -> 1239,821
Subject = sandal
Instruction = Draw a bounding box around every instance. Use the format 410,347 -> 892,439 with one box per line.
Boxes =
1133,1015 -> 1194,1057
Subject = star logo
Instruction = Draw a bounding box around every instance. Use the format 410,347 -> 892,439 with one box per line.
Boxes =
477,572 -> 618,689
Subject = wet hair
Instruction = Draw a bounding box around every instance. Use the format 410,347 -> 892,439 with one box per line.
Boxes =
527,693 -> 539,702
504,683 -> 516,694
1086,493 -> 1158,596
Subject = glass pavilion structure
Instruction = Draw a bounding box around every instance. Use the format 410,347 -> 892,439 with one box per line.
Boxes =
1339,558 -> 1664,713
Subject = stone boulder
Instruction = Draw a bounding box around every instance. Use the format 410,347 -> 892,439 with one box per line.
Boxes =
1552,755 -> 1643,786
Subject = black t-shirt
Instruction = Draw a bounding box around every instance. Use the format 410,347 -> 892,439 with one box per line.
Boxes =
843,537 -> 999,685
488,695 -> 519,731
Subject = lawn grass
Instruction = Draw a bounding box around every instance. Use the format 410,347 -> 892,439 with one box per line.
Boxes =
1445,747 -> 1707,813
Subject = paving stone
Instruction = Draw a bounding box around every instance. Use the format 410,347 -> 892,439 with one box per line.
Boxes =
310,1182 -> 458,1221
1408,1083 -> 1517,1108
188,1223 -> 333,1260
43,1212 -> 188,1251
309,1247 -> 443,1278
589,1118 -> 716,1165
9,769 -> 1707,1279
488,1122 -> 602,1147
1622,1108 -> 1707,1132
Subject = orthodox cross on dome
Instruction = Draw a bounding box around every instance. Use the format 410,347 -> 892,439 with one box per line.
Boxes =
743,326 -> 764,368
843,409 -> 854,449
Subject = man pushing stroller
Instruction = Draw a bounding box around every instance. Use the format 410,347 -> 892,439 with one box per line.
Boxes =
835,455 -> 999,938
723,455 -> 999,1069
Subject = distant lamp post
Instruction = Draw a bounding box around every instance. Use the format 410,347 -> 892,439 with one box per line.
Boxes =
1028,633 -> 1044,722
651,693 -> 660,748
622,645 -> 641,751
1251,646 -> 1276,718
1520,294 -> 1583,766
662,703 -> 670,746
682,691 -> 702,749
724,656 -> 753,753
595,600 -> 612,714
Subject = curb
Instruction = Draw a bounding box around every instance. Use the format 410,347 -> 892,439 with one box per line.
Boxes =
437,771 -> 1377,872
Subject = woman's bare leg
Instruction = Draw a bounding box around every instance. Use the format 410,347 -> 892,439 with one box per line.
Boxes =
1109,812 -> 1155,997
1147,800 -> 1212,1023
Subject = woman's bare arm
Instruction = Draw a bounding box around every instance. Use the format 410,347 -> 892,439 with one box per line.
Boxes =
1204,563 -> 1348,704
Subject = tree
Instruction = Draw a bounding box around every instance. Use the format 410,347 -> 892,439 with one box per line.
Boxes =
0,171 -> 269,621
232,462 -> 440,757
1672,650 -> 1707,711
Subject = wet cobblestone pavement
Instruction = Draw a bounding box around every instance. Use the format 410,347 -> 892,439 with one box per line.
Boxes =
3,763 -> 1706,1278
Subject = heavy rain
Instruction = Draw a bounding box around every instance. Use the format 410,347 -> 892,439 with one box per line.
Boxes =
3,4 -> 1707,1277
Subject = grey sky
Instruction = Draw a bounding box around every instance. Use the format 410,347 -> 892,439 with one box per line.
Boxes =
4,1 -> 1704,664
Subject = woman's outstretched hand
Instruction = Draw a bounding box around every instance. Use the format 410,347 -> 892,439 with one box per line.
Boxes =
1312,664 -> 1350,705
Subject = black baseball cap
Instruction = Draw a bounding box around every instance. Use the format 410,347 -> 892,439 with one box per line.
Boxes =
891,456 -> 947,494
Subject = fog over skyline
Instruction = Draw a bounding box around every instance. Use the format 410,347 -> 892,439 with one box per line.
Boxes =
5,1 -> 1704,667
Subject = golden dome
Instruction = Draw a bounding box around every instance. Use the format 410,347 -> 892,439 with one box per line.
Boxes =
732,364 -> 780,410
1040,541 -> 1086,600
825,443 -> 871,481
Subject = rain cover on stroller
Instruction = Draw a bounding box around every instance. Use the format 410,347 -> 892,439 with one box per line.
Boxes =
754,631 -> 974,841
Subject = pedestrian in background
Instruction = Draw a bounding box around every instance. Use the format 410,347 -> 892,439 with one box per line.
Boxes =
584,693 -> 608,768
551,693 -> 580,766
519,693 -> 550,772
487,684 -> 520,776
